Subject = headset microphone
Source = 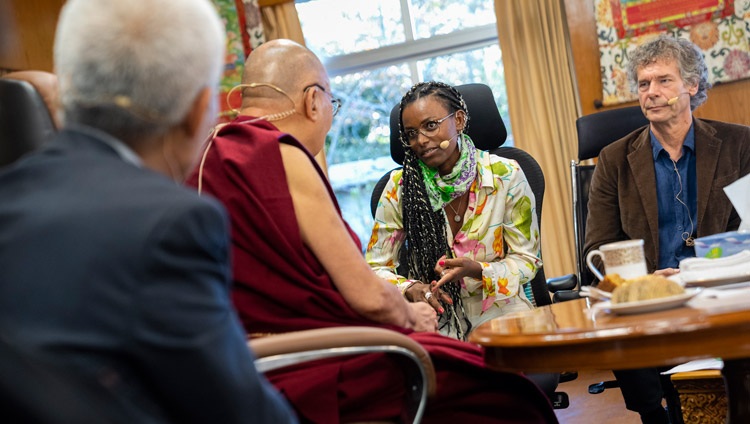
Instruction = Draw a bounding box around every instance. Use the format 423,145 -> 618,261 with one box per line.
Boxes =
666,92 -> 688,106
439,133 -> 460,150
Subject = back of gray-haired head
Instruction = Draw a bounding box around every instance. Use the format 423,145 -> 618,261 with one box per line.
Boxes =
54,0 -> 225,142
627,35 -> 710,110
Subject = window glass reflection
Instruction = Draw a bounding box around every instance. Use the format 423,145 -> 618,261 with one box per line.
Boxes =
325,65 -> 412,243
408,0 -> 495,39
297,0 -> 404,57
417,45 -> 512,141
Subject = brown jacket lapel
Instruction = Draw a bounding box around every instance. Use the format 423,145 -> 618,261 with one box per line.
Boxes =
627,129 -> 660,264
694,119 -> 722,234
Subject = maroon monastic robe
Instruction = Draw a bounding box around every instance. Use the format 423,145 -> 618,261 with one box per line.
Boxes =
186,117 -> 558,424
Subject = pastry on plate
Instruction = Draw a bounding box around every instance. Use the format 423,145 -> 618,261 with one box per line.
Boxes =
611,275 -> 684,304
596,273 -> 625,293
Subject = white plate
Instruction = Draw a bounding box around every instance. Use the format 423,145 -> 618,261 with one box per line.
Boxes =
681,272 -> 750,288
580,286 -> 612,300
601,288 -> 702,315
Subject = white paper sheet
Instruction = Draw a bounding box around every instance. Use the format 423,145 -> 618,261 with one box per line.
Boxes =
661,358 -> 723,375
724,173 -> 750,231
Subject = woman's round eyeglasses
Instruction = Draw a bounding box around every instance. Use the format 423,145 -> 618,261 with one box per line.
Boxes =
403,112 -> 455,144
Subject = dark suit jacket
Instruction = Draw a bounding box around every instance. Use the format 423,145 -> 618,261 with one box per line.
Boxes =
585,118 -> 750,273
0,127 -> 296,423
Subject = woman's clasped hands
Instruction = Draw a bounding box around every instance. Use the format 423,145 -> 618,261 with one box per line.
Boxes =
403,254 -> 483,319
404,281 -> 450,315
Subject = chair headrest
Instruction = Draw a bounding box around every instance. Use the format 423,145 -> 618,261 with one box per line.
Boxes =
575,105 -> 649,161
3,71 -> 60,129
0,76 -> 58,167
388,83 -> 507,165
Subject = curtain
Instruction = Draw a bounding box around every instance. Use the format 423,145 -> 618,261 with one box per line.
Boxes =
494,0 -> 579,279
258,0 -> 306,44
256,0 -> 327,174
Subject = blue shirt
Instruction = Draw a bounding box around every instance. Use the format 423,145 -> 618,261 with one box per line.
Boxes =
651,124 -> 697,269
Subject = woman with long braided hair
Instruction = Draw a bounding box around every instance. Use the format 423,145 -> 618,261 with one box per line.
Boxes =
367,82 -> 542,341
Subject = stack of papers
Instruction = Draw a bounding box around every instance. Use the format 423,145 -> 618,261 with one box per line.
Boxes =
679,250 -> 750,286
686,282 -> 750,314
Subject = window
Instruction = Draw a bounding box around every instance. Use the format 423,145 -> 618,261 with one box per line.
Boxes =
296,0 -> 511,248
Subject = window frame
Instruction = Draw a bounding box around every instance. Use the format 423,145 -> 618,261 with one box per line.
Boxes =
322,24 -> 499,78
295,0 -> 509,248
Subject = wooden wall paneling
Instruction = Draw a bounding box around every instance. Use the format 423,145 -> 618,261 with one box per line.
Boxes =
0,0 -> 65,72
693,82 -> 750,125
563,0 -> 750,126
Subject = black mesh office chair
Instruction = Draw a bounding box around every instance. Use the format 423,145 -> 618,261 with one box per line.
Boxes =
547,105 -> 650,302
370,83 -> 551,308
572,105 -> 650,288
552,106 -> 685,423
0,75 -> 57,167
369,83 -> 568,409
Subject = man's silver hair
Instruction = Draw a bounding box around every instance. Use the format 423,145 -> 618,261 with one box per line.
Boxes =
54,0 -> 225,141
627,35 -> 710,110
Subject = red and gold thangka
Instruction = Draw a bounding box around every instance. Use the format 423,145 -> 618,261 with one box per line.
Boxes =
610,0 -> 735,38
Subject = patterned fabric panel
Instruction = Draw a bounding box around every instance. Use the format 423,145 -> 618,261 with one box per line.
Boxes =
596,0 -> 750,106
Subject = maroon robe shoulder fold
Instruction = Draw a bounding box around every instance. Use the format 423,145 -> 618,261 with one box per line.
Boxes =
186,117 -> 557,424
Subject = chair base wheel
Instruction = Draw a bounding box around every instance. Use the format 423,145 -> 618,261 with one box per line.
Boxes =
588,380 -> 619,394
551,392 -> 570,409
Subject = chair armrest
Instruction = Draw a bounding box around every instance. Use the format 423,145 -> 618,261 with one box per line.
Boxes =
250,327 -> 436,393
249,326 -> 437,423
552,290 -> 584,303
248,327 -> 437,396
547,274 -> 578,293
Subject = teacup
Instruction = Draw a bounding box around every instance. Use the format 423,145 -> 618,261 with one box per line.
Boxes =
586,239 -> 648,281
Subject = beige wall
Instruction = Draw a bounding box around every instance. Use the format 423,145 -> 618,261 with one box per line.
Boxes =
564,0 -> 750,125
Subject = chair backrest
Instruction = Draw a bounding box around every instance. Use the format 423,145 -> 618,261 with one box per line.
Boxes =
371,83 -> 550,306
572,106 -> 649,286
575,105 -> 649,161
372,83 -> 509,216
0,73 -> 58,167
493,146 -> 549,306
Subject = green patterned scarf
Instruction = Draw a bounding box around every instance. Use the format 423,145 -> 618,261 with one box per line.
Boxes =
419,134 -> 477,212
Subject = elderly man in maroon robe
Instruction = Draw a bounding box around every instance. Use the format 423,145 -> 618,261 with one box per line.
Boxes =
187,39 -> 557,424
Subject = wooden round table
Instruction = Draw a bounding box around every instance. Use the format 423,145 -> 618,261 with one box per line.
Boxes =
469,298 -> 750,423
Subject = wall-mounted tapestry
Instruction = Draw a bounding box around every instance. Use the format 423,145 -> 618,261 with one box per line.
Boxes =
596,0 -> 750,106
212,0 -> 265,122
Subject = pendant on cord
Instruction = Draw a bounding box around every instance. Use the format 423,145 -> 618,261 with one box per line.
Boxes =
682,231 -> 695,247
454,214 -> 462,222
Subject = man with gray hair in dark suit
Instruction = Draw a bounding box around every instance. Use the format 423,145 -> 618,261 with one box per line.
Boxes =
0,0 -> 296,422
